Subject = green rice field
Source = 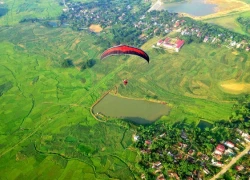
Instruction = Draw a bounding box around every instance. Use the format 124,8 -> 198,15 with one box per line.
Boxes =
204,11 -> 250,35
0,21 -> 249,179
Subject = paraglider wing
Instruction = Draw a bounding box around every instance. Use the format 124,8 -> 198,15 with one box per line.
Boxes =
100,45 -> 149,63
123,79 -> 128,85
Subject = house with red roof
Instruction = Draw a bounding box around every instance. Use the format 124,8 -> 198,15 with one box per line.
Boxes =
235,165 -> 244,171
214,144 -> 225,155
145,140 -> 152,145
174,20 -> 180,28
216,144 -> 225,151
157,39 -> 164,46
175,39 -> 185,52
157,37 -> 185,52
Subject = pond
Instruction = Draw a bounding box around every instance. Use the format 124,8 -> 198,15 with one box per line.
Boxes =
157,0 -> 218,16
92,94 -> 171,125
0,7 -> 8,17
47,21 -> 58,28
197,120 -> 213,130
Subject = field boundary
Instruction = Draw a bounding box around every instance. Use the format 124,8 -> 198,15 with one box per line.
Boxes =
90,86 -> 169,122
90,90 -> 111,122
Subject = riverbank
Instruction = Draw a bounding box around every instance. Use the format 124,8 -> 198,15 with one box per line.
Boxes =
91,87 -> 170,124
190,0 -> 250,20
150,0 -> 250,20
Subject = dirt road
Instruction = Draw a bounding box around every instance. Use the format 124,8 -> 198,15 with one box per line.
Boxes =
210,143 -> 250,180
148,0 -> 162,12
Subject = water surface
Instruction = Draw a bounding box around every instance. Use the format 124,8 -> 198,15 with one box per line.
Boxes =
93,94 -> 171,124
0,7 -> 8,17
158,0 -> 217,16
197,120 -> 213,130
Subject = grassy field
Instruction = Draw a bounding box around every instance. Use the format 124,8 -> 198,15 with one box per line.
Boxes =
204,11 -> 250,35
240,0 -> 250,3
0,0 -> 106,26
0,0 -> 64,25
0,21 -> 249,178
0,24 -> 140,179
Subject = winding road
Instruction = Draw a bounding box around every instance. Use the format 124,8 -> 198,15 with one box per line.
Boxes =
210,143 -> 250,180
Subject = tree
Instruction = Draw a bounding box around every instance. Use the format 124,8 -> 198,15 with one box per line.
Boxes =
62,59 -> 74,68
86,59 -> 96,68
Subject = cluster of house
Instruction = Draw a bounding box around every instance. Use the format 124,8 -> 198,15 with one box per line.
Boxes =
213,141 -> 235,156
62,1 -> 125,28
61,1 -> 250,52
180,26 -> 250,51
140,162 -> 167,180
236,128 -> 250,143
156,37 -> 185,52
134,132 -> 211,179
134,126 -> 250,179
211,128 -> 250,171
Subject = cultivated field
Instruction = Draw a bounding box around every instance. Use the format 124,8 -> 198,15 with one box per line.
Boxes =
0,24 -> 138,179
0,0 -> 63,25
0,21 -> 249,180
204,11 -> 250,35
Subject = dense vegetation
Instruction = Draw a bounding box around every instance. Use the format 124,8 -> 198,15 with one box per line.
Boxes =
237,16 -> 250,33
223,153 -> 250,179
180,17 -> 250,43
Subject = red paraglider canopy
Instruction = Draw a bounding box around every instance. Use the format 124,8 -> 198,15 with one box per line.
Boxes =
123,79 -> 128,85
100,45 -> 149,63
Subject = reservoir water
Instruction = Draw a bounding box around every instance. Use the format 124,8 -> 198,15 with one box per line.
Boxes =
93,94 -> 171,124
0,7 -> 8,17
157,0 -> 218,16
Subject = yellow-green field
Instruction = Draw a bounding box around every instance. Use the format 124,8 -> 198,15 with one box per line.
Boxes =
0,24 -> 139,179
0,0 -> 63,25
204,11 -> 250,35
1,22 -> 250,178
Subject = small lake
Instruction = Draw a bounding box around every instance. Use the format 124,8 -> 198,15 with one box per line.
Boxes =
197,120 -> 213,130
0,7 -> 8,17
92,94 -> 171,124
157,0 -> 218,16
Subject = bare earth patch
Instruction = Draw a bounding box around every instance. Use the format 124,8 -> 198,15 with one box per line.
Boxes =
17,44 -> 25,48
220,81 -> 250,94
232,51 -> 239,55
89,24 -> 103,33
71,39 -> 80,49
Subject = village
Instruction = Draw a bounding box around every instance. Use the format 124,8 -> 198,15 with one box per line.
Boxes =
153,18 -> 250,52
58,1 -> 250,52
134,122 -> 250,180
